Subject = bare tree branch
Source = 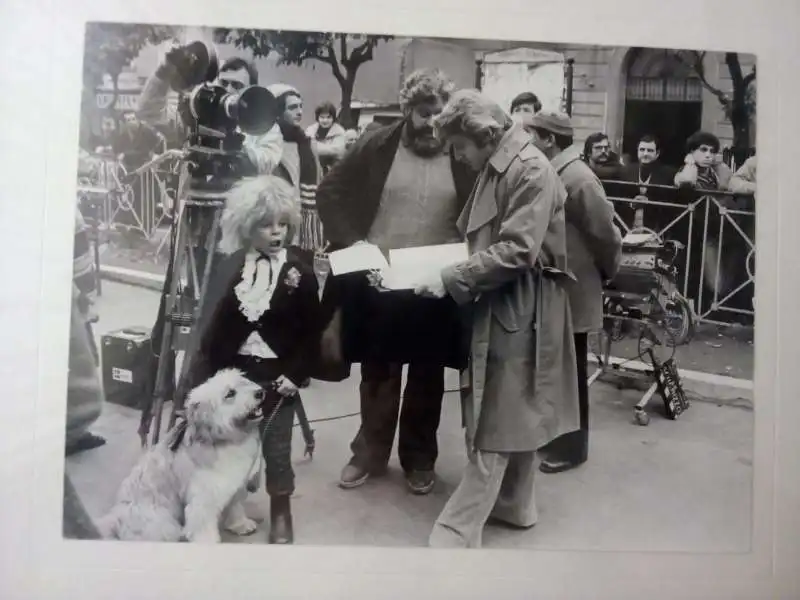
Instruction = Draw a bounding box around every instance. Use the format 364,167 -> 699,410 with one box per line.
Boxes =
350,40 -> 371,60
349,40 -> 377,67
675,49 -> 729,107
743,65 -> 756,88
339,35 -> 348,67
671,49 -> 755,152
316,41 -> 345,86
725,52 -> 745,87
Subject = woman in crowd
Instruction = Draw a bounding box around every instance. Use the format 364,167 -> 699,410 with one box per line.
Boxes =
414,89 -> 580,549
305,101 -> 347,175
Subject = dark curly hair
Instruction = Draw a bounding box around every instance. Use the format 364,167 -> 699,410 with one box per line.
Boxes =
399,68 -> 455,111
685,130 -> 720,154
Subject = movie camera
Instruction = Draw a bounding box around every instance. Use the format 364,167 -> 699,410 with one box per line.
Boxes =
167,41 -> 279,191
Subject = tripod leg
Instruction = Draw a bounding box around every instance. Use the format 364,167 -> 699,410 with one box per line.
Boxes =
294,397 -> 315,459
169,206 -> 223,430
142,206 -> 191,446
139,224 -> 178,440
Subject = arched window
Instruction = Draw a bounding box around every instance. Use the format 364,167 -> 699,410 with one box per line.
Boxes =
626,49 -> 702,103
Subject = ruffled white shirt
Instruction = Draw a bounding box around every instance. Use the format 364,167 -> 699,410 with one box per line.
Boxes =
235,249 -> 287,359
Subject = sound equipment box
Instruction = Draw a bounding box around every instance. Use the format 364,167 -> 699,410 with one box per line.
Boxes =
101,326 -> 153,410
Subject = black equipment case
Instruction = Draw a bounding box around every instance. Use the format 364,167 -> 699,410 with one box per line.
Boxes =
100,326 -> 153,410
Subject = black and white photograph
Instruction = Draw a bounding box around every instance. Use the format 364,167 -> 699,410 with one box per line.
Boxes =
62,21 -> 761,552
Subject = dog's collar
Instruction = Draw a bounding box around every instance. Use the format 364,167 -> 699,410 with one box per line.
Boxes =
168,418 -> 189,452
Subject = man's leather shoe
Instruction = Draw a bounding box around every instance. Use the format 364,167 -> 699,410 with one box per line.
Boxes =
339,460 -> 387,489
339,463 -> 370,489
405,470 -> 435,495
539,458 -> 584,474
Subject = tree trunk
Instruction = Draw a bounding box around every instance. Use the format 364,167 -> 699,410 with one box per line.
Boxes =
729,88 -> 751,166
731,115 -> 751,166
724,53 -> 754,167
338,72 -> 357,130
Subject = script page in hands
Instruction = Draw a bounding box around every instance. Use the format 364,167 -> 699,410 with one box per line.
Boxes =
327,243 -> 389,275
382,243 -> 469,290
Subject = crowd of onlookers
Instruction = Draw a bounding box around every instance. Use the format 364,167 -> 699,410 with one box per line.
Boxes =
504,95 -> 756,322
79,87 -> 758,211
575,129 -> 756,197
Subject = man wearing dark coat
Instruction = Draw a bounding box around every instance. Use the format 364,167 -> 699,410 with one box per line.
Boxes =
616,134 -> 678,230
316,68 -> 477,495
620,135 -> 677,188
528,111 -> 622,474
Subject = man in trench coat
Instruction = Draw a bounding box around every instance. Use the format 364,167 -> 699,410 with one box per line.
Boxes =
416,90 -> 580,549
528,111 -> 622,473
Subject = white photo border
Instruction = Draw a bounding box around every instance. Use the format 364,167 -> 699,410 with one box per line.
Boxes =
2,0 -> 798,597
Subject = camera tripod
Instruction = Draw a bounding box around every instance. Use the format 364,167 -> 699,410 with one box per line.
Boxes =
137,167 -> 316,457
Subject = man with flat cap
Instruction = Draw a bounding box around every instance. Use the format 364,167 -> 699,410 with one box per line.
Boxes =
528,110 -> 622,473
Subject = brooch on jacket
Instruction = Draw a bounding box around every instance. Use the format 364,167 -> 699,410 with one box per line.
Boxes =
284,267 -> 302,292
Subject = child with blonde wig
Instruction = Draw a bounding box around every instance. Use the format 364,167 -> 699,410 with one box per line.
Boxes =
184,174 -> 322,545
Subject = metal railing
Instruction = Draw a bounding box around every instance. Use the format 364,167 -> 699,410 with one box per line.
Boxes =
76,146 -> 179,242
601,180 -> 755,327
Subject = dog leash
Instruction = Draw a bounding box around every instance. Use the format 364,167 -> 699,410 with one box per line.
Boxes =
244,382 -> 288,480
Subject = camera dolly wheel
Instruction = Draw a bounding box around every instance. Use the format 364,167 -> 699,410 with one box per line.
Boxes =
634,407 -> 650,426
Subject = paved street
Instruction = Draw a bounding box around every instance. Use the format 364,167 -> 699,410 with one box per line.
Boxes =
66,281 -> 754,551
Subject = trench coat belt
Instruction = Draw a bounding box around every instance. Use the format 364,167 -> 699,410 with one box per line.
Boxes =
531,265 -> 572,388
532,269 -> 543,393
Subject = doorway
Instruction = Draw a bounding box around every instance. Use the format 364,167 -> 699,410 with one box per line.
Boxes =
622,49 -> 703,168
623,100 -> 702,167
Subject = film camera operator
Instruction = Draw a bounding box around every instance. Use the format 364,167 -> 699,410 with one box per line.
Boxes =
136,43 -> 285,424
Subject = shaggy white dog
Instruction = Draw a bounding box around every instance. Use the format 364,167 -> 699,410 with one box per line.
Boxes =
98,368 -> 267,543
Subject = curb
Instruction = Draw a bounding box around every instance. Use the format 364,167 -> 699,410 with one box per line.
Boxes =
101,266 -> 754,410
588,356 -> 753,410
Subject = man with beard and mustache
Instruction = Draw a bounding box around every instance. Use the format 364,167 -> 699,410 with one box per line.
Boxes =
582,132 -> 623,180
316,69 -> 477,495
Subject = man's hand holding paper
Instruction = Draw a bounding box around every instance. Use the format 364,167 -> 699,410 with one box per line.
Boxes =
414,276 -> 447,299
328,241 -> 467,298
327,241 -> 389,276
382,242 -> 468,291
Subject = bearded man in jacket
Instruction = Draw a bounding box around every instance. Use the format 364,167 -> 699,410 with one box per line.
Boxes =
316,69 -> 477,495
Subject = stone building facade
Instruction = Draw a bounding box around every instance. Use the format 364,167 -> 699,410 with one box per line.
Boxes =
98,29 -> 755,167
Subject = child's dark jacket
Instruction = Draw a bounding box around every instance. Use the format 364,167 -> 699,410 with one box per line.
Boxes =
184,246 -> 322,390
